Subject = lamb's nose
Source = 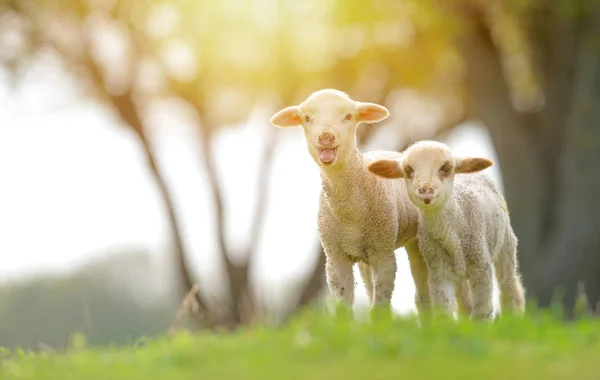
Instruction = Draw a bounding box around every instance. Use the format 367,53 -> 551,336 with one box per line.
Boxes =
418,186 -> 434,196
318,131 -> 335,144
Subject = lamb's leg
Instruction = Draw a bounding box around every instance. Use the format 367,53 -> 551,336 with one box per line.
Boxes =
405,239 -> 431,317
456,279 -> 473,319
357,262 -> 374,306
469,259 -> 495,322
370,252 -> 397,308
428,265 -> 456,319
325,252 -> 355,309
494,237 -> 525,316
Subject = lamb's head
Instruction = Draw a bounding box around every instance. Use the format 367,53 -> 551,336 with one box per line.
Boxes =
367,140 -> 493,210
270,89 -> 389,167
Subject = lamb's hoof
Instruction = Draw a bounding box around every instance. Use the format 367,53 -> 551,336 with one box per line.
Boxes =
369,304 -> 393,319
471,311 -> 495,323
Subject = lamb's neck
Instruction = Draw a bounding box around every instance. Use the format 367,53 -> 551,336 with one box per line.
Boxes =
420,197 -> 459,228
319,149 -> 369,201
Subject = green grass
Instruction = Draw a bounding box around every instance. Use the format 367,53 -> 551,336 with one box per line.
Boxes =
2,307 -> 600,380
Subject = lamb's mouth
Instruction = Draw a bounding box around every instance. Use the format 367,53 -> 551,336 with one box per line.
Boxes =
318,146 -> 338,165
417,195 -> 437,205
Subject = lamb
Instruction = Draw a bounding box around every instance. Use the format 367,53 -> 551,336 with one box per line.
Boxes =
367,140 -> 525,321
269,89 -> 431,314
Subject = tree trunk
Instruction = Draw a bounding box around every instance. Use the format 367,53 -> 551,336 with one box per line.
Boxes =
109,93 -> 204,311
139,135 -> 200,302
456,2 -> 600,315
537,6 -> 600,313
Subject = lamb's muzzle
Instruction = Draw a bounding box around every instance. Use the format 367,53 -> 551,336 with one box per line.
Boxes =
416,184 -> 436,204
317,130 -> 338,164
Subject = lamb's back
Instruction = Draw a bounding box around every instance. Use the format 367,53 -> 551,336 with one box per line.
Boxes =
362,150 -> 404,163
453,172 -> 511,252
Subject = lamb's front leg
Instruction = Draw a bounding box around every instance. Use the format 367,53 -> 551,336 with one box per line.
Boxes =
456,279 -> 473,319
405,238 -> 431,317
357,262 -> 374,305
428,264 -> 456,320
325,252 -> 355,309
370,252 -> 397,308
469,258 -> 495,322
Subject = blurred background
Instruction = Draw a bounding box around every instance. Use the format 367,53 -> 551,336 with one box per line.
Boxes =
1,0 -> 599,350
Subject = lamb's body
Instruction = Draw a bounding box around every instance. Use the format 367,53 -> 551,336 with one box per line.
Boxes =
318,150 -> 420,306
417,172 -> 522,319
367,140 -> 525,320
319,151 -> 418,260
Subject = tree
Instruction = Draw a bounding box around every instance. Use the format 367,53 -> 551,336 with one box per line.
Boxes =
1,0 -> 200,305
0,0 -> 334,329
452,0 -> 600,315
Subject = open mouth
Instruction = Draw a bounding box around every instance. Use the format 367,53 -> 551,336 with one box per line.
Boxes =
417,195 -> 436,205
318,147 -> 338,164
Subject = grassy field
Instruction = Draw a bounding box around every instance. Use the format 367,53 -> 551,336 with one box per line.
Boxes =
1,305 -> 599,380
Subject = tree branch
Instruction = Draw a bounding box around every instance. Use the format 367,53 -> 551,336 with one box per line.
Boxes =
13,0 -> 207,315
194,119 -> 242,324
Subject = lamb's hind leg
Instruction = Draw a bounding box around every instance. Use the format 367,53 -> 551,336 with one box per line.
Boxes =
358,262 -> 374,306
494,236 -> 525,316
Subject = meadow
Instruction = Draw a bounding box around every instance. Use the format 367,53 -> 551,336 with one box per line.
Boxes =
2,302 -> 599,380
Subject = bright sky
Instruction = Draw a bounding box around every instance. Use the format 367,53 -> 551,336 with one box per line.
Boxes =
0,60 -> 503,316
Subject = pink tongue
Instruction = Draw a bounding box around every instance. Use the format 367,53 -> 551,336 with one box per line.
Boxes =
320,149 -> 335,163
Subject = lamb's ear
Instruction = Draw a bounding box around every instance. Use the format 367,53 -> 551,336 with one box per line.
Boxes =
356,102 -> 390,124
270,106 -> 302,128
367,159 -> 404,179
455,157 -> 493,174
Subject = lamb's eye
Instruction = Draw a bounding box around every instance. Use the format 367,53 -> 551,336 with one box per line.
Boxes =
404,166 -> 414,178
344,113 -> 353,121
304,115 -> 312,123
440,164 -> 452,177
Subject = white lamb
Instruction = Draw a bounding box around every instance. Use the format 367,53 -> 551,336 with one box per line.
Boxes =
367,140 -> 525,321
269,89 -> 432,314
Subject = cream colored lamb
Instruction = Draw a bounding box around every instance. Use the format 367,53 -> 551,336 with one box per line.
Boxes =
367,140 -> 525,321
269,89 -> 431,314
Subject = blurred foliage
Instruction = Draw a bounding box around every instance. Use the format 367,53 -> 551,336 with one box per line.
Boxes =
2,304 -> 600,379
0,0 -> 470,130
0,251 -> 178,351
